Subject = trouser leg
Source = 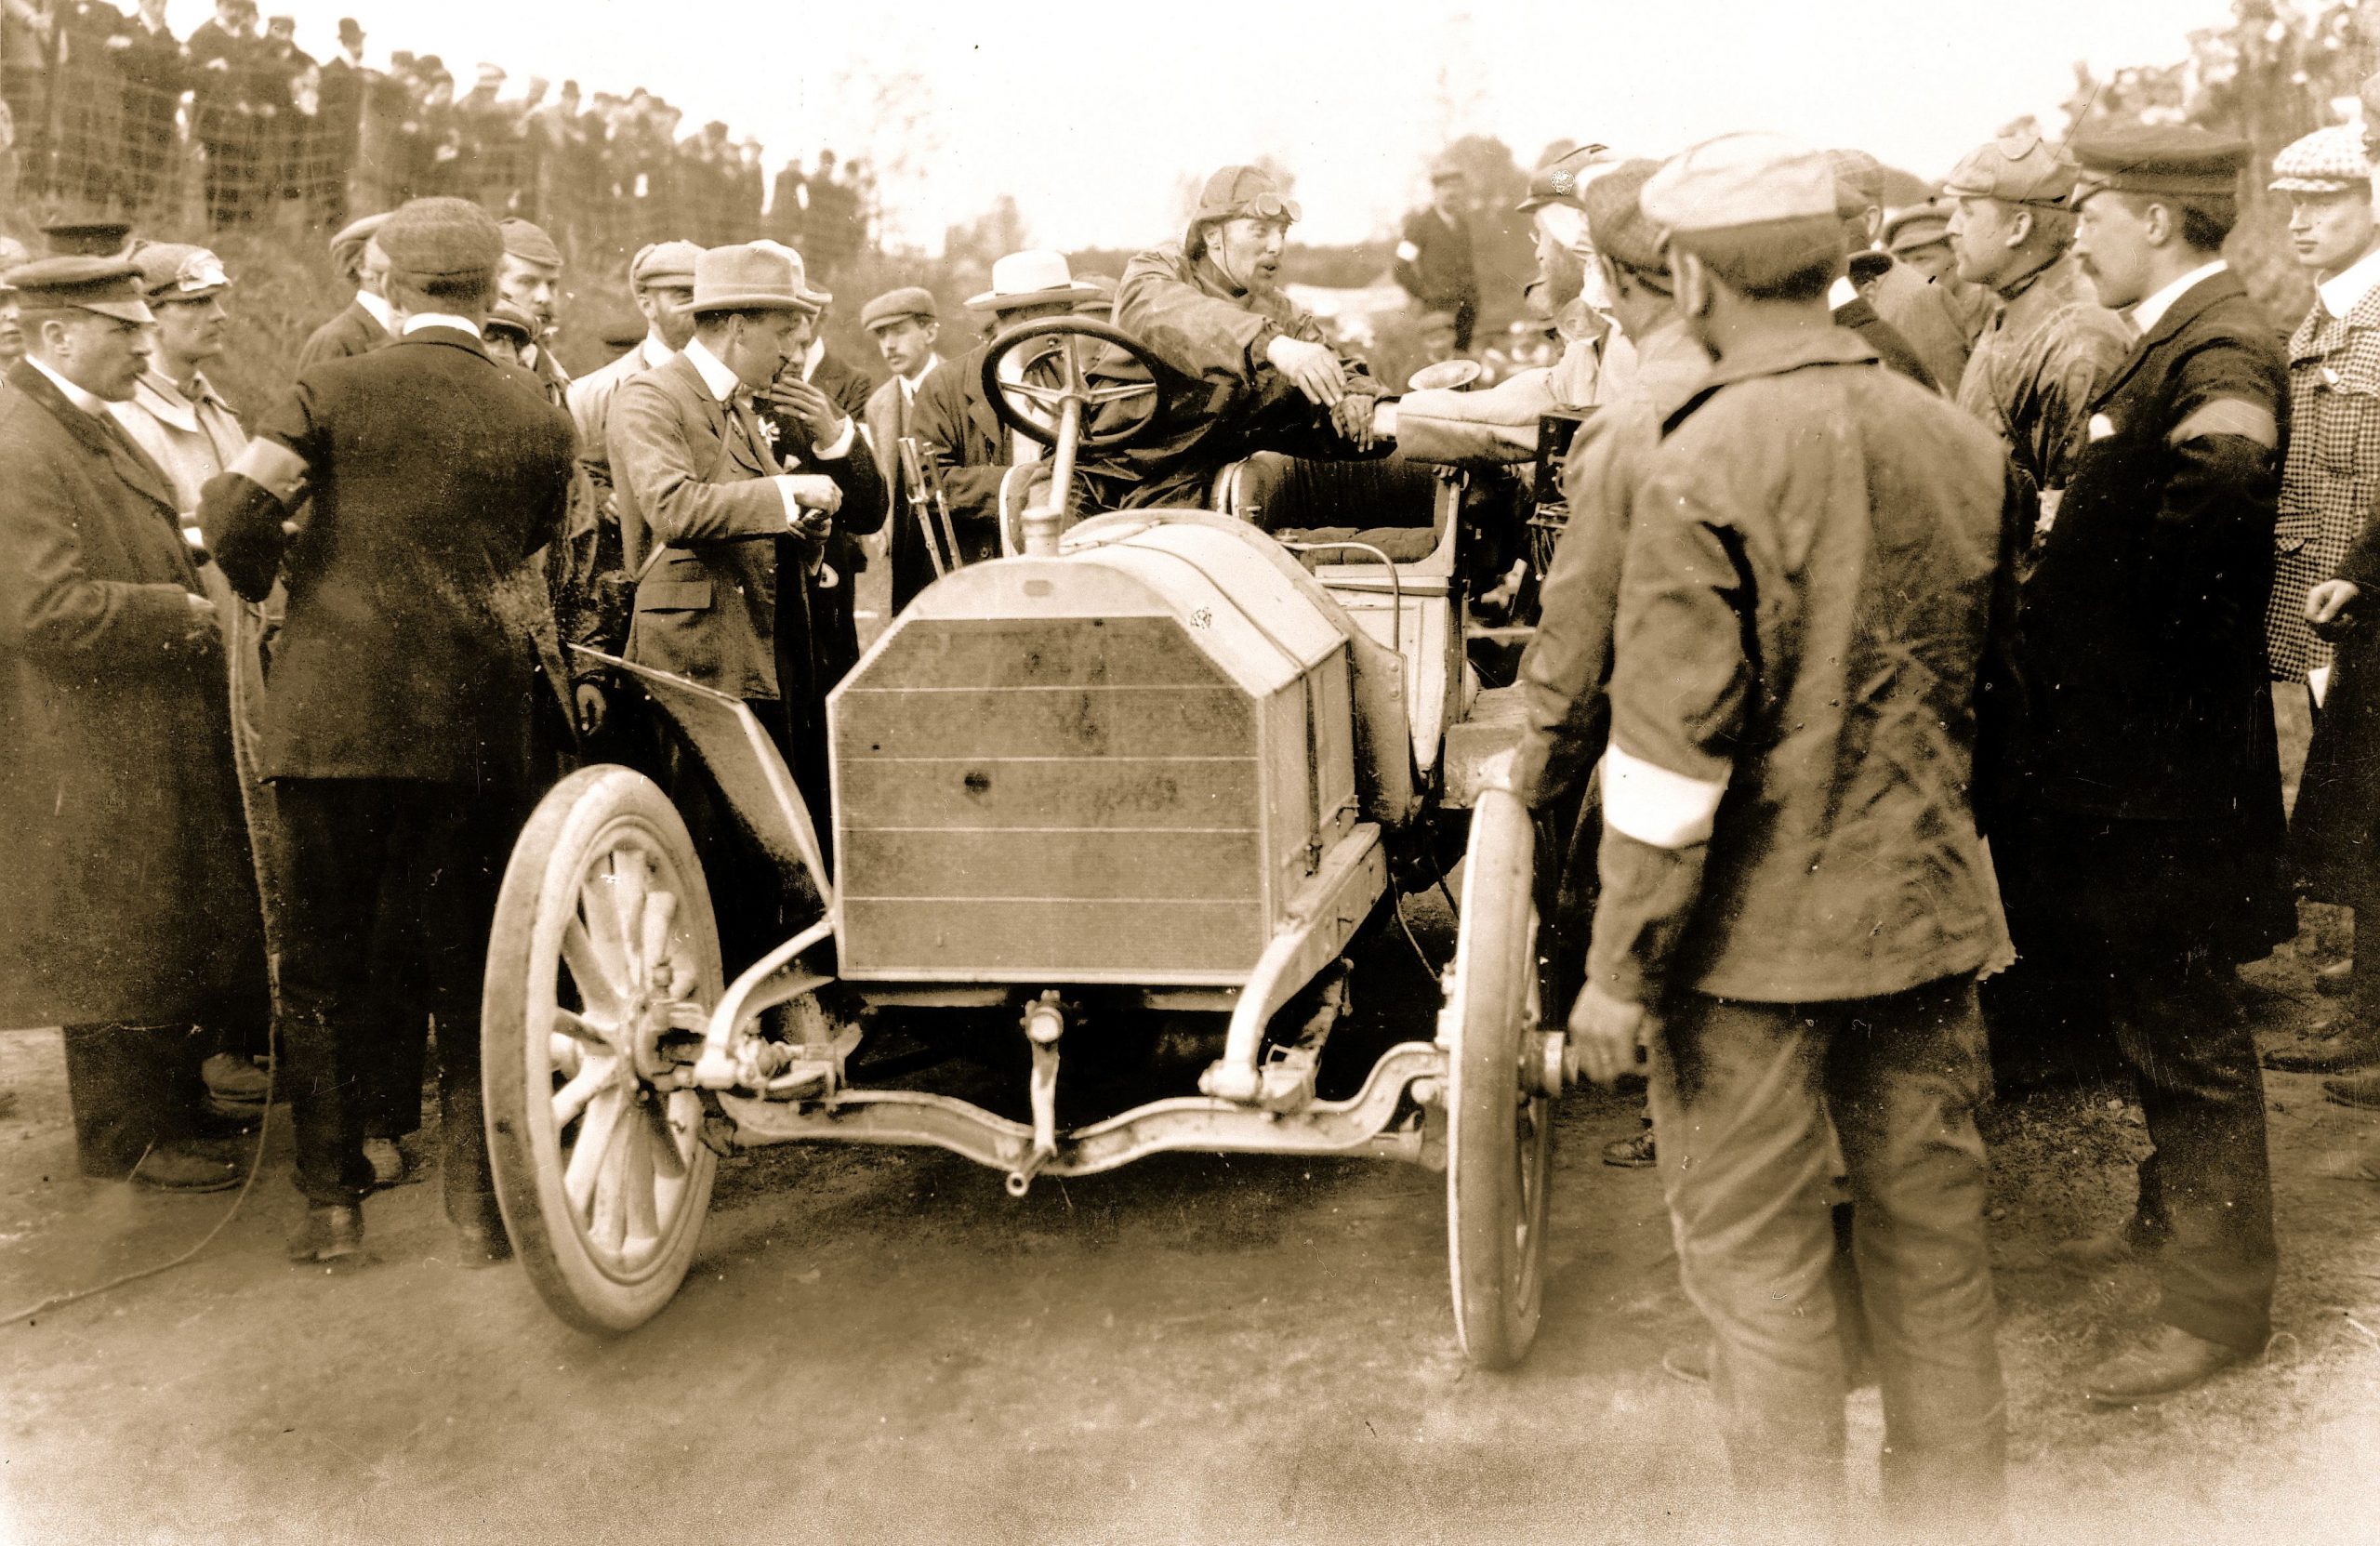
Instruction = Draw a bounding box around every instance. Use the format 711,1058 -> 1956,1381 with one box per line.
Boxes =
60,1022 -> 209,1177
358,897 -> 429,1142
2113,957 -> 2278,1353
1648,995 -> 1843,1528
1824,977 -> 2006,1530
409,789 -> 515,1227
269,778 -> 390,1207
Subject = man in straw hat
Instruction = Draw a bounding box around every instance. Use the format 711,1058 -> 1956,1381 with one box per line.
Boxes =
607,241 -> 881,958
1563,132 -> 2015,1530
1996,125 -> 2288,1405
0,255 -> 270,1195
899,248 -> 1102,609
198,196 -> 579,1267
1075,165 -> 1382,511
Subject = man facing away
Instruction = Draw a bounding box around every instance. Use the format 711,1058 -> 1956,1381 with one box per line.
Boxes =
199,195 -> 578,1266
1557,131 -> 2015,1534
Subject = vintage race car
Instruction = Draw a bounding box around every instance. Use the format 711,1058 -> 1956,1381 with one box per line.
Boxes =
480,316 -> 1572,1368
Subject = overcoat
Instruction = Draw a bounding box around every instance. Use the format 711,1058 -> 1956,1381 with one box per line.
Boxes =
0,361 -> 267,1029
293,297 -> 390,374
2292,514 -> 2380,905
2010,267 -> 2293,957
899,340 -> 1012,610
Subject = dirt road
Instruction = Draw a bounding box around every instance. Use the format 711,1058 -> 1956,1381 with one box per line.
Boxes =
3,920 -> 2376,1546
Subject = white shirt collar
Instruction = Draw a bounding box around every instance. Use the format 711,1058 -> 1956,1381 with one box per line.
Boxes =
682,337 -> 744,402
640,333 -> 677,369
1827,273 -> 1859,311
402,312 -> 483,338
28,356 -> 110,416
798,337 -> 826,382
901,356 -> 938,397
355,289 -> 393,331
2318,244 -> 2380,320
2128,259 -> 2228,337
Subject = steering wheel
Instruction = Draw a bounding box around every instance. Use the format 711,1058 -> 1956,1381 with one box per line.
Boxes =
979,316 -> 1167,451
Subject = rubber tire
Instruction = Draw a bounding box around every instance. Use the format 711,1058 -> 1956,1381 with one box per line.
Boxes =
483,765 -> 722,1334
1445,784 -> 1553,1369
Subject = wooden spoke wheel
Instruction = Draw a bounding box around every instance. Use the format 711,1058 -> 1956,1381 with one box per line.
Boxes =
1444,785 -> 1553,1369
483,767 -> 723,1334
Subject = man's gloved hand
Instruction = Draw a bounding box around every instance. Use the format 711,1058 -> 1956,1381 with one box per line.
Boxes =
1265,334 -> 1346,407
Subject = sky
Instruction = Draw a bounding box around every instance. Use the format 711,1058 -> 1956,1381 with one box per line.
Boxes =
165,0 -> 2243,251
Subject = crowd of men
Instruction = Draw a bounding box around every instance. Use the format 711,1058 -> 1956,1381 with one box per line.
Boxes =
9,65 -> 2380,1539
0,2 -> 871,259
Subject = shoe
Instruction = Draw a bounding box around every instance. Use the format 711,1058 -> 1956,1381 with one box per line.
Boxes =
287,1203 -> 366,1264
1602,1127 -> 1657,1168
2082,1324 -> 2244,1407
364,1136 -> 425,1189
1661,1341 -> 1712,1386
2315,958 -> 2354,997
2264,1038 -> 2380,1074
201,1052 -> 270,1111
127,1146 -> 245,1193
2323,1068 -> 2380,1110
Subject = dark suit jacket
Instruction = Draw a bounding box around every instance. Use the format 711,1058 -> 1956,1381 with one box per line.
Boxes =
808,349 -> 878,419
0,361 -> 266,1027
1833,297 -> 1938,392
201,326 -> 575,787
902,340 -> 1014,607
2018,268 -> 2287,825
294,297 -> 390,374
610,351 -> 880,704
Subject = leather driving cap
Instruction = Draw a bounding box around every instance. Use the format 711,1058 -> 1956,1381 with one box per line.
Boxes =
0,257 -> 153,322
2067,125 -> 2246,200
1517,142 -> 1614,213
1941,131 -> 2077,207
132,243 -> 232,301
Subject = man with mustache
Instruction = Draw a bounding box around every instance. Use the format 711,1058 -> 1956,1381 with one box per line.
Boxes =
1077,165 -> 1382,511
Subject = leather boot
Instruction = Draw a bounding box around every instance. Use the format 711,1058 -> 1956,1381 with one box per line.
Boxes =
288,1203 -> 366,1264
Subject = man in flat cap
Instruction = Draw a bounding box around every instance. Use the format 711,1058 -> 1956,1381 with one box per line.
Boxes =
569,239 -> 702,514
0,256 -> 269,1194
1942,129 -> 2132,556
857,284 -> 942,628
198,196 -> 578,1266
496,216 -> 570,397
1386,143 -> 1634,464
1565,132 -> 2015,1530
608,241 -> 881,933
2004,125 -> 2286,1404
1075,167 -> 1382,511
1831,148 -> 1971,390
1395,158 -> 1480,351
2280,123 -> 2380,1089
296,213 -> 393,371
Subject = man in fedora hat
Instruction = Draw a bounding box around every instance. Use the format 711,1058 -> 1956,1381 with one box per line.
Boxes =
297,212 -> 393,371
899,248 -> 1100,609
1075,165 -> 1381,511
0,255 -> 270,1195
607,241 -> 882,955
197,195 -> 578,1266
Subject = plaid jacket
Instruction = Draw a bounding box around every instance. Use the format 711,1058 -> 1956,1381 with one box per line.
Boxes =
2272,279 -> 2380,680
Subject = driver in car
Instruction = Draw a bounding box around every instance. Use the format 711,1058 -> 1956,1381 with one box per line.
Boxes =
1074,165 -> 1383,510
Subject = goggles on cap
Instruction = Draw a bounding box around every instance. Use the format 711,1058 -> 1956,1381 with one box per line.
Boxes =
156,253 -> 231,297
1232,191 -> 1302,224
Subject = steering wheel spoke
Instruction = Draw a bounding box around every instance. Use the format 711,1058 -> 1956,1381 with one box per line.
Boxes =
981,316 -> 1172,453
